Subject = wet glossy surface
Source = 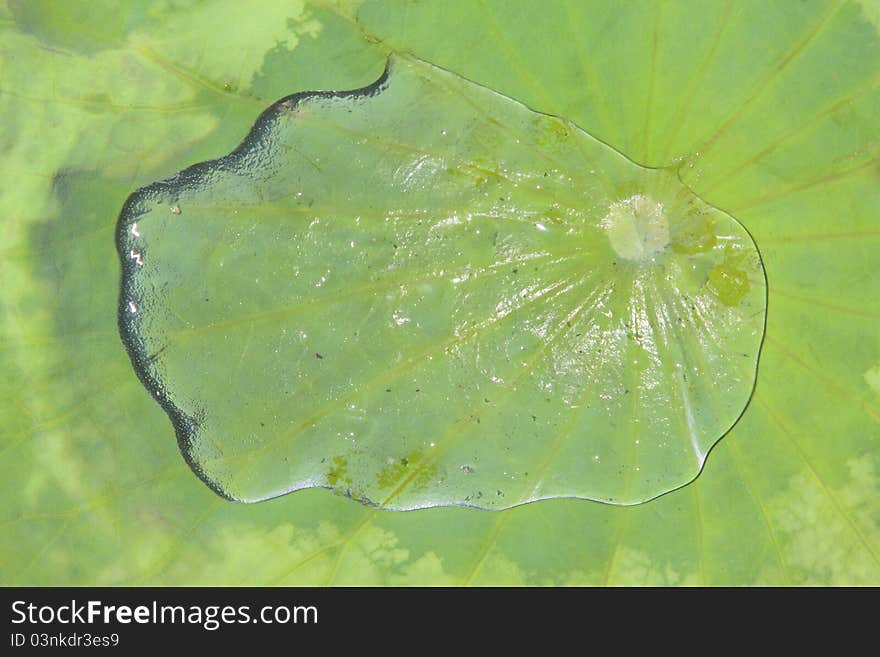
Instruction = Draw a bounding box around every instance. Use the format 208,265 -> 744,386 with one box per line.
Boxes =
117,54 -> 766,509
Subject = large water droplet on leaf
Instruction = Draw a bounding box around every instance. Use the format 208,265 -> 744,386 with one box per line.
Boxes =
117,54 -> 766,509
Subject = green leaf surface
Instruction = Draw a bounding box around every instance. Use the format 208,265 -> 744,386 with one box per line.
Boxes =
1,0 -> 878,584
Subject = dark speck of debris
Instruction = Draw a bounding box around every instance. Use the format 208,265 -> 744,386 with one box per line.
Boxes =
461,464 -> 474,474
385,388 -> 392,392
315,353 -> 323,359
